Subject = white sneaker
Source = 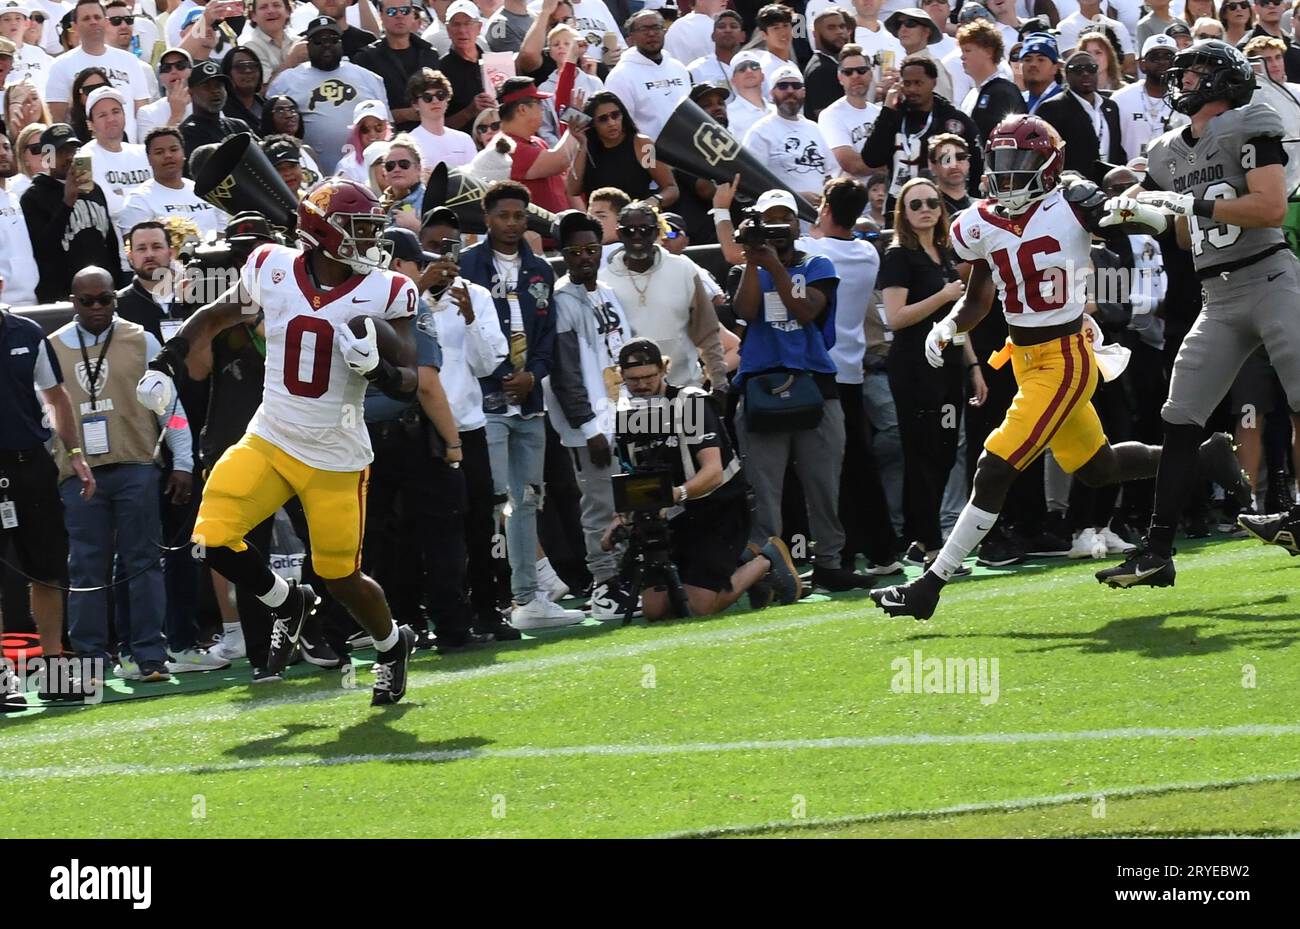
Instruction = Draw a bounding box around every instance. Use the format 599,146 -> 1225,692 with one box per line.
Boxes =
588,580 -> 642,621
166,647 -> 232,673
511,597 -> 585,630
113,656 -> 142,680
208,624 -> 247,661
535,557 -> 569,602
1097,527 -> 1137,555
1068,528 -> 1106,560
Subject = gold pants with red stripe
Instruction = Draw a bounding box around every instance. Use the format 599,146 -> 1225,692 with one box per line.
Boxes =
193,433 -> 369,579
985,331 -> 1107,473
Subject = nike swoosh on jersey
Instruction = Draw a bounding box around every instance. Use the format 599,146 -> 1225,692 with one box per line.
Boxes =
351,297 -> 369,303
1042,201 -> 1055,211
1268,271 -> 1285,281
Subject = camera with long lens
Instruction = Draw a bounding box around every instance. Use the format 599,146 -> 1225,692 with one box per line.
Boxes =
610,470 -> 691,622
735,207 -> 791,248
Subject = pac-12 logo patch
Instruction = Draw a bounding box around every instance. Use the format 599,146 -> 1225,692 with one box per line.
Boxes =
272,269 -> 286,284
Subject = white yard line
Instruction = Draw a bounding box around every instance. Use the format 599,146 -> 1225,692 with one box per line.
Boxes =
4,723 -> 1299,781
661,770 -> 1300,838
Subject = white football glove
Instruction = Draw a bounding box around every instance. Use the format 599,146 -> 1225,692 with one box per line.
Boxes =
1100,195 -> 1167,232
136,370 -> 176,415
924,316 -> 957,369
1135,190 -> 1196,216
335,318 -> 379,376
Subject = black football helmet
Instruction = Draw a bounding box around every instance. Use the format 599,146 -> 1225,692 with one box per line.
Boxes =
1162,38 -> 1256,115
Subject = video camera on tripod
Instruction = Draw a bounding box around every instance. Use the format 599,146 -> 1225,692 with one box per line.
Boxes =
610,470 -> 691,624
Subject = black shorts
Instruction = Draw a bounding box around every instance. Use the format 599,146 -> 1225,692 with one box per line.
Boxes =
0,447 -> 69,584
667,497 -> 751,593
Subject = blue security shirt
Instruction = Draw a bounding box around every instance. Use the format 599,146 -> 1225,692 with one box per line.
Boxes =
363,296 -> 443,423
734,252 -> 839,388
0,310 -> 63,450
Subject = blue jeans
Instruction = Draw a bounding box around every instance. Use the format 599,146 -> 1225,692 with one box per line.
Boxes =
862,370 -> 904,536
61,463 -> 167,664
485,413 -> 547,603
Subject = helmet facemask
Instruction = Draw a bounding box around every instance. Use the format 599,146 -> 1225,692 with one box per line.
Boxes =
985,143 -> 1057,214
328,212 -> 393,274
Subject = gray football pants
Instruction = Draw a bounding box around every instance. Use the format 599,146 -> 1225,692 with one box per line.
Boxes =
1163,248 -> 1300,427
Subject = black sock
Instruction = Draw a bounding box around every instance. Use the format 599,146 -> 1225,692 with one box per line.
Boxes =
205,543 -> 279,599
1149,423 -> 1205,556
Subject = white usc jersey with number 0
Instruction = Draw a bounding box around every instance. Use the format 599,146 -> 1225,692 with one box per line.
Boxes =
949,187 -> 1093,329
240,244 -> 417,472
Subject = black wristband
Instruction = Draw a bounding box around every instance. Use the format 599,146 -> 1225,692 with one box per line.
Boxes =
149,336 -> 190,379
1192,198 -> 1215,220
365,357 -> 409,399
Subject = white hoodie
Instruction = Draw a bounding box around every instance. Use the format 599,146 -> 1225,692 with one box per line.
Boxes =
603,46 -> 691,141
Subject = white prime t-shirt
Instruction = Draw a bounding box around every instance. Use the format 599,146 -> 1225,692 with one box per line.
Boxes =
240,243 -> 418,471
742,112 -> 834,196
797,234 -> 879,384
82,140 -> 151,218
116,177 -> 228,243
7,43 -> 54,94
603,47 -> 691,140
1111,81 -> 1184,161
407,124 -> 478,171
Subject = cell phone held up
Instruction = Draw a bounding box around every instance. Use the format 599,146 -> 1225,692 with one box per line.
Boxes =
72,152 -> 93,192
560,106 -> 591,129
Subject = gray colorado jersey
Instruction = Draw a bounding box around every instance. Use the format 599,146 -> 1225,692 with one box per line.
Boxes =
266,63 -> 388,166
1143,101 -> 1287,273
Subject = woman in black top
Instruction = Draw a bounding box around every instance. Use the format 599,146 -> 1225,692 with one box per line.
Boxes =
569,92 -> 678,207
222,46 -> 267,128
878,177 -> 986,566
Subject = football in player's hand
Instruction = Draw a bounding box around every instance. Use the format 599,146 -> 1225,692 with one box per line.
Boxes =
347,316 -> 405,366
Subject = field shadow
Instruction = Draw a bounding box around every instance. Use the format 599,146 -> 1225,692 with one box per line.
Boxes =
220,704 -> 490,764
910,594 -> 1299,659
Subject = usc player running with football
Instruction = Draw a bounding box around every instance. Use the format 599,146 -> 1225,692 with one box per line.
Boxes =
136,178 -> 422,704
870,115 -> 1245,620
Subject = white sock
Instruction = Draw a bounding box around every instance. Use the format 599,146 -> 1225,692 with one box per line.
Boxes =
222,622 -> 240,635
257,574 -> 290,608
931,503 -> 1000,581
373,623 -> 400,653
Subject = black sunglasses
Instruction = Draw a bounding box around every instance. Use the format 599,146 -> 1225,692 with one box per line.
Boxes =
76,293 -> 116,307
840,65 -> 871,75
562,244 -> 602,257
384,4 -> 413,13
26,143 -> 43,155
310,34 -> 342,45
231,60 -> 262,72
775,80 -> 804,91
107,14 -> 134,25
733,61 -> 762,72
31,12 -> 45,22
618,224 -> 658,238
1066,61 -> 1099,73
475,120 -> 501,132
159,59 -> 190,72
1224,1 -> 1251,8
384,158 -> 413,171
907,197 -> 941,211
418,90 -> 450,103
595,110 -> 622,122
271,103 -> 298,113
899,18 -> 929,28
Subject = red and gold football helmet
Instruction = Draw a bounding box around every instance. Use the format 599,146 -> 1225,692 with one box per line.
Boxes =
297,178 -> 392,274
983,115 -> 1065,215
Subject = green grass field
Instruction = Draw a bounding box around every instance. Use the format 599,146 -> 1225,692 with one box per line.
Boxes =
3,537 -> 1299,838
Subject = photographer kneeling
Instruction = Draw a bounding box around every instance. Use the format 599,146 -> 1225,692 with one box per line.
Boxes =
604,339 -> 801,621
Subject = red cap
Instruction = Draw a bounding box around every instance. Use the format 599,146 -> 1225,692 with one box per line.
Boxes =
499,85 -> 553,107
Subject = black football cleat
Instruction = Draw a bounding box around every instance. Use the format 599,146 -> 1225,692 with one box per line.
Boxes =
266,582 -> 320,676
1197,432 -> 1253,508
868,575 -> 942,620
371,625 -> 416,707
1095,549 -> 1176,588
1237,509 -> 1300,555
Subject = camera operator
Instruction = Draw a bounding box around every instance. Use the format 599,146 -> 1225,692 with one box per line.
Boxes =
606,339 -> 801,620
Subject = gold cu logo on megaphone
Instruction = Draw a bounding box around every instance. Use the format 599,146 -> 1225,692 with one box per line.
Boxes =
212,175 -> 237,203
692,123 -> 739,167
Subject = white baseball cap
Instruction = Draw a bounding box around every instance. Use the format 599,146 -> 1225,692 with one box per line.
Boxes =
754,189 -> 798,215
445,0 -> 481,22
363,140 -> 393,166
768,63 -> 803,96
731,49 -> 766,71
1141,34 -> 1177,58
353,99 -> 390,125
0,0 -> 33,16
86,86 -> 128,117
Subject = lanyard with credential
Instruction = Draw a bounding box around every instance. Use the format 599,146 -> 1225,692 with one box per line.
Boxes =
76,321 -> 114,407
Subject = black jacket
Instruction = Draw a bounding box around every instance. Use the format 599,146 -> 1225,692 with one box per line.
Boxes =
802,49 -> 843,121
181,113 -> 256,175
21,175 -> 126,303
1036,90 -> 1124,186
862,95 -> 984,201
351,35 -> 441,133
966,75 -> 1027,142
